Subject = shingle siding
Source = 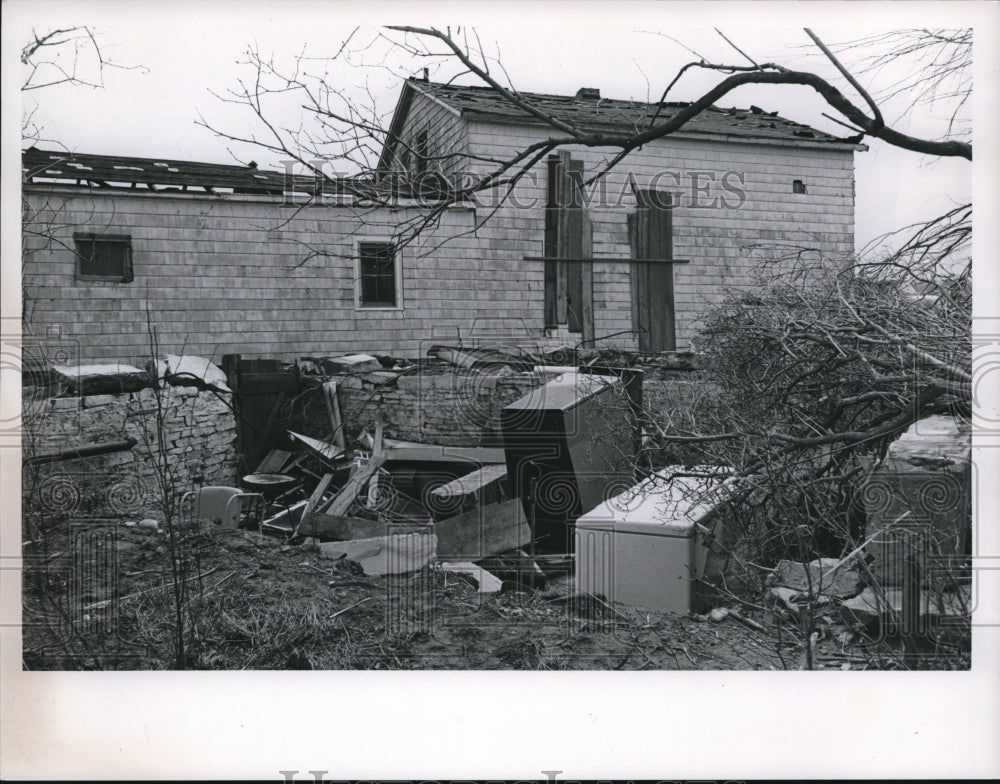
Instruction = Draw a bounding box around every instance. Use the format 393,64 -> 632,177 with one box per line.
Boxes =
22,96 -> 857,361
464,121 -> 857,349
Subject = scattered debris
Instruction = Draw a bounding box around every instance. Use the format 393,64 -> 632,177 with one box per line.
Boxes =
321,381 -> 346,449
51,363 -> 151,395
435,498 -> 531,559
321,353 -> 382,373
358,430 -> 505,464
287,430 -> 344,462
428,463 -> 510,519
840,584 -> 971,633
439,561 -> 503,593
324,456 -> 387,517
428,344 -> 534,372
318,532 -> 437,576
157,354 -> 230,392
771,557 -> 863,600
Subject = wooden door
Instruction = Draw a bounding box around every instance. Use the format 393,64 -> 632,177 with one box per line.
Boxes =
629,190 -> 676,353
221,355 -> 301,474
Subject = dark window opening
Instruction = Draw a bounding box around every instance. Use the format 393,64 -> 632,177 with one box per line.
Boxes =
793,179 -> 807,194
359,242 -> 398,307
74,233 -> 133,281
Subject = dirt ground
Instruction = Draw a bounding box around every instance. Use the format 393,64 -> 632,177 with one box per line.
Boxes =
21,521 -> 966,671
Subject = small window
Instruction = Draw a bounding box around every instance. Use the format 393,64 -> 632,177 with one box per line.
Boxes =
792,179 -> 807,194
74,233 -> 133,281
358,242 -> 398,308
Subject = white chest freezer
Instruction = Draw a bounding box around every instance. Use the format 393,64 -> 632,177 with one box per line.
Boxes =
574,467 -> 730,614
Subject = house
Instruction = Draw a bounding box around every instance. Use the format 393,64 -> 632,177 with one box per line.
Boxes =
21,79 -> 862,364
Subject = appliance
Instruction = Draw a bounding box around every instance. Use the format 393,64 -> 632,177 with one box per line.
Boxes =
574,467 -> 730,614
501,371 -> 636,553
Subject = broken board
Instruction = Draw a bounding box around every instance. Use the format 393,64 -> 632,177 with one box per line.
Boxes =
319,532 -> 437,576
434,498 -> 531,559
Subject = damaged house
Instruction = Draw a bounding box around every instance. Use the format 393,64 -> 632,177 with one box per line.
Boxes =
21,77 -> 973,671
21,78 -> 862,363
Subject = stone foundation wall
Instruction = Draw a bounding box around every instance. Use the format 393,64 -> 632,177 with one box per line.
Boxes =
23,385 -> 238,524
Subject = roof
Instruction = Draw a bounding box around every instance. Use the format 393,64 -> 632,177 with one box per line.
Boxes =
22,146 -> 290,194
379,78 -> 858,168
21,147 -> 450,201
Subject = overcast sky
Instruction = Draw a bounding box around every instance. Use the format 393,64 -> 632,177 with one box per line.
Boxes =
6,1 -> 983,253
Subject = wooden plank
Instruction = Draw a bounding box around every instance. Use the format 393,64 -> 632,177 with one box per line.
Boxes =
544,156 -> 559,328
319,532 -> 437,577
430,464 -> 509,500
287,430 -> 344,462
382,446 -> 506,464
322,381 -> 346,449
254,448 -> 291,474
323,454 -> 387,517
647,194 -> 676,352
564,207 -> 584,333
632,209 -> 653,352
555,151 -> 570,325
435,498 -> 532,559
300,513 -> 428,541
294,472 -> 335,537
580,210 -> 595,347
357,430 -> 506,464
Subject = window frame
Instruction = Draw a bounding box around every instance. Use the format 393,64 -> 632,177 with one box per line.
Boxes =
354,239 -> 403,311
73,232 -> 134,283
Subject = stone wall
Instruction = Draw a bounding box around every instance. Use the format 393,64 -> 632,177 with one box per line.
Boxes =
287,366 -> 719,452
23,385 -> 237,524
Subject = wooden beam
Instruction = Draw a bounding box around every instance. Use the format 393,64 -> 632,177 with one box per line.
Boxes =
322,380 -> 346,449
321,454 -> 388,517
524,256 -> 690,264
435,498 -> 532,559
294,472 -> 336,537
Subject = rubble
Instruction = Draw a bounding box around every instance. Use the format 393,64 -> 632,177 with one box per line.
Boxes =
840,584 -> 972,633
320,353 -> 382,373
771,557 -> 863,600
439,561 -> 503,593
319,532 -> 437,576
51,363 -> 151,395
157,354 -> 230,392
428,463 -> 510,519
434,498 -> 531,559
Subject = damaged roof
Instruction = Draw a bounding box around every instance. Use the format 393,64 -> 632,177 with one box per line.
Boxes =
379,78 -> 861,168
21,146 -> 453,201
22,146 -> 291,194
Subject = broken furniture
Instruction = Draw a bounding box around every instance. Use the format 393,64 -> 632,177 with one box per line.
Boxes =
574,468 -> 729,614
181,486 -> 265,529
501,370 -> 636,552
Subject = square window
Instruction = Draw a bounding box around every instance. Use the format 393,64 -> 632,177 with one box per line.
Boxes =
74,234 -> 133,282
358,242 -> 398,308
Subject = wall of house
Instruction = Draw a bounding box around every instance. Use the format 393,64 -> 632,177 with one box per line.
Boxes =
462,122 -> 858,350
22,188 -> 553,364
23,120 -> 856,362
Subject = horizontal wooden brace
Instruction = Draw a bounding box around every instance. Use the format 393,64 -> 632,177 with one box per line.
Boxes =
523,256 -> 690,264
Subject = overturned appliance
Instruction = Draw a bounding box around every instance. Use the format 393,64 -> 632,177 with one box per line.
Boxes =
500,370 -> 637,553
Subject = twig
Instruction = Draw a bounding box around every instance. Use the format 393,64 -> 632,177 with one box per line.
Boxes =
85,566 -> 219,610
328,596 -> 372,620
